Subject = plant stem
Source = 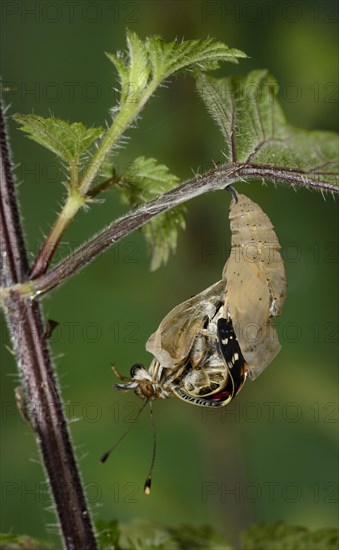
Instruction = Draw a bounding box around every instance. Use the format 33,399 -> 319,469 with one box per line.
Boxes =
30,84 -> 157,279
77,81 -> 158,196
23,161 -> 337,300
0,102 -> 98,550
30,192 -> 85,278
26,165 -> 239,297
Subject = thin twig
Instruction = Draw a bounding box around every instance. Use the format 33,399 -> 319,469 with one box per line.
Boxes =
26,162 -> 338,299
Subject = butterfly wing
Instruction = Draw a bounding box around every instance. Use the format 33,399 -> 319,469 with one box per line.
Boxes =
146,279 -> 226,370
217,317 -> 246,395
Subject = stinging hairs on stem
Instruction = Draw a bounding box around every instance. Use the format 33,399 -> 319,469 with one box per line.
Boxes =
100,398 -> 158,495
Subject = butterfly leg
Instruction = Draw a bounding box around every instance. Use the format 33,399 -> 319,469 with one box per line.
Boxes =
111,364 -> 133,382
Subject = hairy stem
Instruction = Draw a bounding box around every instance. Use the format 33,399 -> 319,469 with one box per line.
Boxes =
28,165 -> 239,297
23,162 -> 337,299
0,102 -> 98,550
77,81 -> 158,196
30,192 -> 85,278
29,83 -> 158,279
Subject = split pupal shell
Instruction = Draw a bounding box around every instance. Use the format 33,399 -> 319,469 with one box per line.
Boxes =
146,279 -> 226,371
223,193 -> 287,379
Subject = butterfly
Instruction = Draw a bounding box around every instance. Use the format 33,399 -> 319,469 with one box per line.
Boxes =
102,189 -> 286,492
112,189 -> 286,405
113,281 -> 247,408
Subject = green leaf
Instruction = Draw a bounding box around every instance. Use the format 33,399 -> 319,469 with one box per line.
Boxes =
13,114 -> 104,164
96,519 -> 231,550
118,520 -> 169,549
105,51 -> 129,93
143,208 -> 186,271
0,533 -> 54,549
117,156 -> 186,270
106,33 -> 246,104
241,521 -> 339,550
167,524 -> 232,549
146,36 -> 246,82
96,519 -> 121,549
106,30 -> 150,105
197,70 -> 339,189
126,30 -> 150,98
91,35 -> 246,194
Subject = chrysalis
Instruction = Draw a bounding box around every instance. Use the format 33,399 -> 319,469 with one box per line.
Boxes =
223,193 -> 286,379
104,189 -> 286,491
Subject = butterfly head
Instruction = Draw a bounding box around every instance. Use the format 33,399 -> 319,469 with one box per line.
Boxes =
112,362 -> 170,401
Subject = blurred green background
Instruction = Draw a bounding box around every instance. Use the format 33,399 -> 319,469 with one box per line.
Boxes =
1,0 -> 338,547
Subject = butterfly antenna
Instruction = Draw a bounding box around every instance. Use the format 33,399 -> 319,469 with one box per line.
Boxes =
144,401 -> 157,495
226,185 -> 238,203
100,399 -> 148,464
